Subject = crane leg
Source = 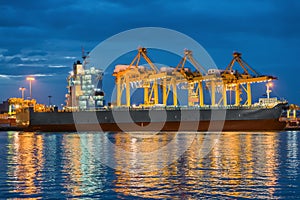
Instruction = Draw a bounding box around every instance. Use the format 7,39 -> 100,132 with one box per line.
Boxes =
211,81 -> 216,106
199,81 -> 204,107
163,79 -> 167,105
154,80 -> 159,104
235,83 -> 240,106
126,76 -> 130,107
172,80 -> 177,106
144,86 -> 149,105
247,82 -> 251,106
223,84 -> 227,106
117,77 -> 121,106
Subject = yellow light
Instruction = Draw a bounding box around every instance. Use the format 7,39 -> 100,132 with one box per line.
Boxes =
26,77 -> 35,99
267,82 -> 273,87
26,77 -> 35,81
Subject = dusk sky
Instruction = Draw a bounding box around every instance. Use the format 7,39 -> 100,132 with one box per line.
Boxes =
0,0 -> 299,106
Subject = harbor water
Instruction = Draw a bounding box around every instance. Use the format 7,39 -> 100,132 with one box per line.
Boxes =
0,131 -> 299,199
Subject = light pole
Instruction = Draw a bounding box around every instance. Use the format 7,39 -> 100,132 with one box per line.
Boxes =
26,77 -> 35,99
266,82 -> 273,99
19,87 -> 26,99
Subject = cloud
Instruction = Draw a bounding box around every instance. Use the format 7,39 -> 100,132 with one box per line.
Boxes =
0,74 -> 11,79
16,64 -> 45,67
64,56 -> 76,60
0,54 -> 48,65
48,65 -> 68,68
26,50 -> 48,57
0,73 -> 54,79
20,57 -> 47,62
30,73 -> 55,77
7,56 -> 23,63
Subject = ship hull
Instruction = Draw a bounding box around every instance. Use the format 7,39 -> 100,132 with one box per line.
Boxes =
26,103 -> 287,132
27,119 -> 286,132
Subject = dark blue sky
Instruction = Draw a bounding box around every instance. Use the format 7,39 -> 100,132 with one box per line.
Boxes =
0,0 -> 299,106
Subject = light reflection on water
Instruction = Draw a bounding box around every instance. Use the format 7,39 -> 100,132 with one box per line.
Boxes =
0,131 -> 299,199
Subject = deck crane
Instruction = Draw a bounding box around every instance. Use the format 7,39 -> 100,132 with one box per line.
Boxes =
113,50 -> 141,106
174,49 -> 206,81
113,47 -> 167,107
174,49 -> 207,106
221,52 -> 277,106
138,48 -> 160,106
137,47 -> 179,106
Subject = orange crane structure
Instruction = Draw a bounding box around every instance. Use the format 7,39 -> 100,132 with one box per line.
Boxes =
113,48 -> 276,108
221,52 -> 276,106
113,47 -> 175,107
173,49 -> 207,106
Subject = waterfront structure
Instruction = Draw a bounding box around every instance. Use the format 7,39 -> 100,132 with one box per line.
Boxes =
65,60 -> 104,110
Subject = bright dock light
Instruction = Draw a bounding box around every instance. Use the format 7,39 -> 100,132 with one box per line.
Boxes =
19,87 -> 26,99
26,77 -> 35,99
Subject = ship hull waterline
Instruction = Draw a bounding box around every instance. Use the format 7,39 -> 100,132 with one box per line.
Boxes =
25,103 -> 287,132
26,119 -> 286,132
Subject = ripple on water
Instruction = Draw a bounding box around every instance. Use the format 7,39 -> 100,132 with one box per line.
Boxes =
0,131 -> 299,198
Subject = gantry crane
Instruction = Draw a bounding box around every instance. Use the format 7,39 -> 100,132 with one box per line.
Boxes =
113,47 -> 173,107
138,48 -> 160,106
113,49 -> 142,106
113,48 -> 277,108
174,49 -> 208,106
221,52 -> 276,106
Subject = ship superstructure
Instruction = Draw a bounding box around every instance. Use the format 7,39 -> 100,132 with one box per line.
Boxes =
65,60 -> 104,111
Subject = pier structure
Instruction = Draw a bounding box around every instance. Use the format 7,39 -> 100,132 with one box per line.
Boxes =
283,104 -> 300,130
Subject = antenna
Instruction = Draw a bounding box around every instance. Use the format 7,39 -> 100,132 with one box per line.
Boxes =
81,46 -> 90,68
81,46 -> 87,60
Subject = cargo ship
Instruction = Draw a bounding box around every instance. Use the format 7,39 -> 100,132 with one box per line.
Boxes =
21,48 -> 288,132
26,102 -> 287,132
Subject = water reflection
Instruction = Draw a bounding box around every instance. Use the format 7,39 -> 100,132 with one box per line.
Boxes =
6,132 -> 44,196
113,132 -> 280,199
5,132 -> 108,198
60,133 -> 107,197
2,131 -> 300,199
286,131 -> 299,178
61,134 -> 83,196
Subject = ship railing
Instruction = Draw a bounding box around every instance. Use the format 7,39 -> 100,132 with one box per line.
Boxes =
63,103 -> 281,112
106,104 -> 274,111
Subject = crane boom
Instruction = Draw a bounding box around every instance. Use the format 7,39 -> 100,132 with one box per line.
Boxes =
224,52 -> 259,76
139,47 -> 159,73
185,50 -> 206,74
175,49 -> 206,75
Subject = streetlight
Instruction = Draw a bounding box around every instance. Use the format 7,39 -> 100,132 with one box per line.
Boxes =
266,82 -> 273,99
26,77 -> 35,99
19,87 -> 26,99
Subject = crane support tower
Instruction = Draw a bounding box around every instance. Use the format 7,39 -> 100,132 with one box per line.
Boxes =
113,48 -> 277,108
